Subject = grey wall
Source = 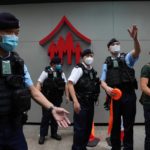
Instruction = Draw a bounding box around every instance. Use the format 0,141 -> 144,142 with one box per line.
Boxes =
0,1 -> 149,123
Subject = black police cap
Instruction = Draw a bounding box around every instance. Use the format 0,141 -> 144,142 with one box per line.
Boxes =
0,12 -> 19,30
107,38 -> 119,48
81,49 -> 93,58
50,56 -> 61,65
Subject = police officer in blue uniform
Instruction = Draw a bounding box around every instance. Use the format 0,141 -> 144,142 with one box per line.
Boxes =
0,12 -> 70,150
100,25 -> 141,150
36,56 -> 69,144
68,49 -> 100,150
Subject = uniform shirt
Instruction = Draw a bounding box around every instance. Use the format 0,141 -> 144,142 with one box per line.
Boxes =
24,64 -> 33,87
100,52 -> 138,81
37,67 -> 67,83
68,62 -> 93,85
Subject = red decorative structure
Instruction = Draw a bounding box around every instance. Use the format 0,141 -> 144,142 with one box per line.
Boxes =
65,32 -> 74,65
48,41 -> 57,60
39,16 -> 91,64
75,42 -> 82,64
39,16 -> 91,45
57,36 -> 65,62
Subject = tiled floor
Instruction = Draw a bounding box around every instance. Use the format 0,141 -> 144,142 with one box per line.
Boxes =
24,125 -> 145,150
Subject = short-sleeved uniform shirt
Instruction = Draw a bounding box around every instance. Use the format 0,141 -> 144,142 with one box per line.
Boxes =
68,62 -> 93,85
37,67 -> 67,84
140,64 -> 150,105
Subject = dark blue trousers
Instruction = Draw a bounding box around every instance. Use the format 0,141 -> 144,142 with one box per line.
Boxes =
143,105 -> 150,150
111,90 -> 136,150
40,98 -> 62,137
72,100 -> 94,150
0,124 -> 27,150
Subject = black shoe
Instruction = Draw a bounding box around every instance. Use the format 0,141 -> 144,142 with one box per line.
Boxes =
51,133 -> 62,141
38,136 -> 45,144
106,137 -> 111,147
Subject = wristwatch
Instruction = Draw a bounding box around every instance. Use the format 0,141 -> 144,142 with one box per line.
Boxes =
47,106 -> 54,113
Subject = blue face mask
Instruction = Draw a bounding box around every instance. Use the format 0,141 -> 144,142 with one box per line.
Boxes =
0,34 -> 19,52
55,64 -> 62,71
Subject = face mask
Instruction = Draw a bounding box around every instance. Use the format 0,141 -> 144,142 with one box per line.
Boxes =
84,57 -> 94,65
110,45 -> 121,53
0,34 -> 19,52
55,64 -> 62,71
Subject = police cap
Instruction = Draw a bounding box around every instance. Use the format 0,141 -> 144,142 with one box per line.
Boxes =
0,12 -> 19,30
81,49 -> 93,58
50,56 -> 61,65
107,38 -> 119,48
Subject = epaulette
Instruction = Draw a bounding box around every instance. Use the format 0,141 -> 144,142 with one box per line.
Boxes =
45,66 -> 51,72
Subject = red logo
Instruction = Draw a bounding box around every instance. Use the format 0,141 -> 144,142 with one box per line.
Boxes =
39,16 -> 91,65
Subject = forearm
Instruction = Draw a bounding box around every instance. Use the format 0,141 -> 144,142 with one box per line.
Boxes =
101,80 -> 109,91
132,38 -> 141,58
35,81 -> 42,91
29,85 -> 54,109
65,84 -> 69,97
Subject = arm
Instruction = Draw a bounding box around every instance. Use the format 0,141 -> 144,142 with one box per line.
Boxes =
65,84 -> 70,103
100,63 -> 113,96
68,81 -> 81,113
35,81 -> 42,91
101,80 -> 113,96
140,77 -> 150,97
128,25 -> 141,58
62,72 -> 70,102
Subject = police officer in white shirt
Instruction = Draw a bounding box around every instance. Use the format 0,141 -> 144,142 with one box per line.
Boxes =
68,49 -> 100,150
36,56 -> 69,144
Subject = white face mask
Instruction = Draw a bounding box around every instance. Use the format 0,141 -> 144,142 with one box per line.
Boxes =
110,45 -> 121,53
84,57 -> 94,65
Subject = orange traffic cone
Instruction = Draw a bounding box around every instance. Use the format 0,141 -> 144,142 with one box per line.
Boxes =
120,116 -> 124,142
106,89 -> 124,147
87,122 -> 100,147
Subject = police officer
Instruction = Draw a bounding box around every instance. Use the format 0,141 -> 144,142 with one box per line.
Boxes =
36,56 -> 69,144
0,12 -> 70,150
68,49 -> 100,150
100,25 -> 141,150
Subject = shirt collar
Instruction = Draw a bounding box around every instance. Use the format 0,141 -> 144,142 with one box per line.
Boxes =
111,53 -> 120,60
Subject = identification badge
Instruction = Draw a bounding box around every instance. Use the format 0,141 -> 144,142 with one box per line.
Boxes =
89,72 -> 94,79
113,60 -> 119,68
2,60 -> 12,75
53,71 -> 57,78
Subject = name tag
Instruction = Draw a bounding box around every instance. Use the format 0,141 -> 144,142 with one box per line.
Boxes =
113,60 -> 119,68
2,60 -> 12,75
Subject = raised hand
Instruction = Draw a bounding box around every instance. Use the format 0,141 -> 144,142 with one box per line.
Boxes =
128,25 -> 138,40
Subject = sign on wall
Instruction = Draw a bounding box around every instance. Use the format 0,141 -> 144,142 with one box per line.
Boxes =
39,16 -> 91,64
